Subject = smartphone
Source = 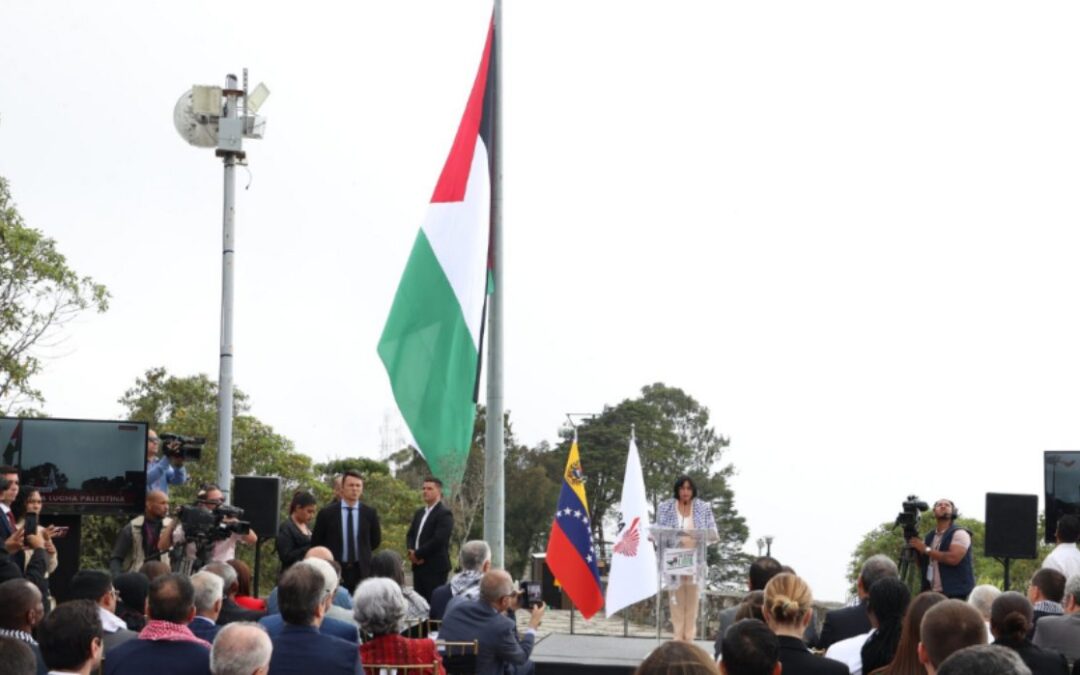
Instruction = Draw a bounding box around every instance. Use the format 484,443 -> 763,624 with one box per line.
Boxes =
518,581 -> 542,608
23,513 -> 37,545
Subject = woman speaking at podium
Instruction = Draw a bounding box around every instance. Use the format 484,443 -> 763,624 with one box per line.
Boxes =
656,475 -> 719,641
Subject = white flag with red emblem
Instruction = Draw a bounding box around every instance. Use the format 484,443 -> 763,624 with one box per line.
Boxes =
605,434 -> 658,615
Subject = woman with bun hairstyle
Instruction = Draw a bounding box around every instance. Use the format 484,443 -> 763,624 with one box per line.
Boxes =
655,475 -> 718,641
763,573 -> 848,675
989,591 -> 1067,675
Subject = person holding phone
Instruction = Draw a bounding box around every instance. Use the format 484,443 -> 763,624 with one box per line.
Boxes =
16,488 -> 58,608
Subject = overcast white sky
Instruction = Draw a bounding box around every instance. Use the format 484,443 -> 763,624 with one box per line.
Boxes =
3,1 -> 1080,602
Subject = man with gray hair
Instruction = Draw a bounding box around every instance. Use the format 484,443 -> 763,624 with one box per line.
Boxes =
430,540 -> 491,621
937,644 -> 1032,675
258,559 -> 358,644
968,584 -> 1002,641
188,571 -> 225,643
203,562 -> 263,626
440,569 -> 544,675
1033,572 -> 1080,666
210,622 -> 271,675
818,554 -> 899,649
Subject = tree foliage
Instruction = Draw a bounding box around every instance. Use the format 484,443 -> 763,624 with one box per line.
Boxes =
0,177 -> 109,413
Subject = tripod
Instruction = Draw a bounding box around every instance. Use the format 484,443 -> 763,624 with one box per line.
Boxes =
898,542 -> 921,589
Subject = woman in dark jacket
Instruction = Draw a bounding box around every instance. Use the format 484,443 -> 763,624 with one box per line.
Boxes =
275,491 -> 316,571
861,578 -> 911,674
991,591 -> 1068,675
764,573 -> 848,675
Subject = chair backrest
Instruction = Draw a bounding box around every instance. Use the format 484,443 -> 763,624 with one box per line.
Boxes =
361,662 -> 440,675
435,639 -> 478,675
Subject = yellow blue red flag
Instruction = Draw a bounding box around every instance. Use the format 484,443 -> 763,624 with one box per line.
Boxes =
545,439 -> 603,619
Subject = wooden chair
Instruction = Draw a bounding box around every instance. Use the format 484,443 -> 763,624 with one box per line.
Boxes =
362,661 -> 440,675
435,639 -> 478,675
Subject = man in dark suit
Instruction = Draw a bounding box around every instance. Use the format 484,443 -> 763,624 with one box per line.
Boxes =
203,562 -> 264,625
440,569 -> 545,675
187,571 -> 224,643
37,600 -> 104,675
406,476 -> 454,604
817,554 -> 899,650
1034,572 -> 1080,665
0,468 -> 20,542
311,469 -> 381,593
265,563 -> 360,675
105,573 -> 212,675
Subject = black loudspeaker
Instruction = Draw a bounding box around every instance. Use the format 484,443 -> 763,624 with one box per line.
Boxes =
232,476 -> 281,539
985,493 -> 1038,559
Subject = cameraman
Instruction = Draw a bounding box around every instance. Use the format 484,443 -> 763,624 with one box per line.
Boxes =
145,430 -> 188,493
159,485 -> 256,566
908,497 -> 975,599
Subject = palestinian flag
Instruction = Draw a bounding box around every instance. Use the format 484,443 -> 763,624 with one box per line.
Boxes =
378,16 -> 495,489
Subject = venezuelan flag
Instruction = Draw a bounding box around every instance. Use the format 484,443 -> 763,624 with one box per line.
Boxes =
545,439 -> 603,619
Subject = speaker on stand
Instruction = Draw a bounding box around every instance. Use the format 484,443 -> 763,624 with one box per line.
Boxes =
232,476 -> 281,596
985,492 -> 1038,590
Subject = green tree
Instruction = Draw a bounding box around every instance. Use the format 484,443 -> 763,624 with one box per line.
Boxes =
0,176 -> 109,413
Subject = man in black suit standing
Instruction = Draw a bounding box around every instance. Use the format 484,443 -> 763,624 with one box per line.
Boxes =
311,469 -> 381,593
817,554 -> 898,650
406,476 -> 454,604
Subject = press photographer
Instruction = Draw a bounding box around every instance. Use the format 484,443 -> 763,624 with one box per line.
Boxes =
146,430 -> 204,493
907,497 -> 975,599
159,484 -> 256,572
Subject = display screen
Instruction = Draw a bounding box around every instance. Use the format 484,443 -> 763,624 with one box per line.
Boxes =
1,417 -> 146,515
1045,451 -> 1080,544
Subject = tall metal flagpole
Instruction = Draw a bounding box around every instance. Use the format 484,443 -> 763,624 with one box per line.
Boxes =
216,74 -> 239,501
483,0 -> 506,568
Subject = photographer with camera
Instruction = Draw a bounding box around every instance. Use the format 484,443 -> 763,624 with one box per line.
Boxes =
145,430 -> 189,494
159,485 -> 257,572
909,498 -> 976,600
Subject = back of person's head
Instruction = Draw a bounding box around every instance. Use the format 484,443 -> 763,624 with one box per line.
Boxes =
460,540 -> 492,572
920,599 -> 987,668
305,546 -> 334,562
148,573 -> 196,624
763,573 -> 812,627
990,592 -> 1033,642
204,561 -> 239,594
748,557 -> 782,591
0,579 -> 40,630
720,619 -> 779,675
479,570 -> 514,605
734,591 -> 765,623
1064,574 -> 1080,608
297,558 -> 338,602
67,569 -> 113,604
937,644 -> 1032,675
139,560 -> 171,582
191,571 -> 225,614
352,577 -> 407,636
369,549 -> 406,586
861,578 -> 912,673
886,592 -> 948,675
860,554 -> 900,594
278,563 -> 326,626
0,635 -> 36,675
636,640 -> 719,675
1029,568 -> 1066,603
38,600 -> 102,673
1056,515 -> 1080,544
226,559 -> 254,597
968,584 -> 1002,620
210,622 -> 272,675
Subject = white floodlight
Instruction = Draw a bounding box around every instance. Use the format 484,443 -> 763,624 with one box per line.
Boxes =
247,83 -> 270,113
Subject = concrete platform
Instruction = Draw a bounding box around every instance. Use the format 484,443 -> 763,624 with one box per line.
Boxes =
532,634 -> 716,675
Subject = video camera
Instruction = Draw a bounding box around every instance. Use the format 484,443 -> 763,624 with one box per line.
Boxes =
177,502 -> 251,544
893,494 -> 929,541
160,433 -> 205,461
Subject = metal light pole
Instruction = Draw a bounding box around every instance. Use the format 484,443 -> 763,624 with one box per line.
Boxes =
173,71 -> 268,502
765,535 -> 774,557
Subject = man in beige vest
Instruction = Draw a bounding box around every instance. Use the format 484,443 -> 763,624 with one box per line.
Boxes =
109,490 -> 172,576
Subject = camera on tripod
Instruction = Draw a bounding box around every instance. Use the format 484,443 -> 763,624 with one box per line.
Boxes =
160,433 -> 205,461
894,494 -> 929,541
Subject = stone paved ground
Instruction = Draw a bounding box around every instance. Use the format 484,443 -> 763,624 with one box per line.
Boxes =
517,608 -> 671,639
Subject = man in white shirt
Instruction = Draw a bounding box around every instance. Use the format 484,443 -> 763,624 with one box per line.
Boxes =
67,570 -> 137,654
0,466 -> 20,543
1042,515 -> 1080,580
406,477 -> 454,604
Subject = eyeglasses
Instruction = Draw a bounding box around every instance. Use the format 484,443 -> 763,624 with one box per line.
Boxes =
148,438 -> 160,444
109,588 -> 120,599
